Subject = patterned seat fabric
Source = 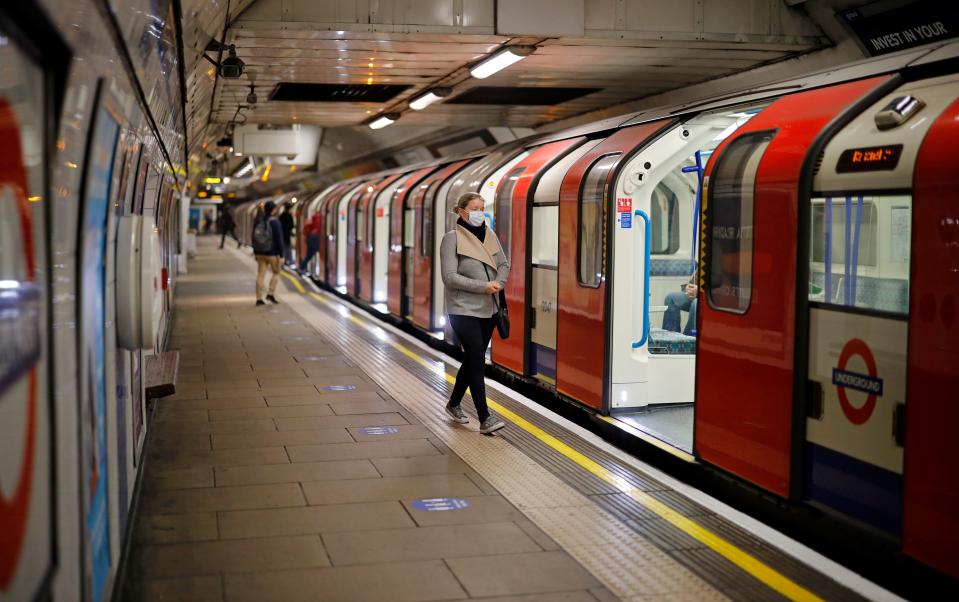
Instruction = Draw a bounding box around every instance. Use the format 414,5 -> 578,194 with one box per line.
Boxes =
650,258 -> 695,277
810,272 -> 908,313
648,328 -> 697,355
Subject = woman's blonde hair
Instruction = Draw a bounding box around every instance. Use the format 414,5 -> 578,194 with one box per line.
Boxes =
452,192 -> 484,214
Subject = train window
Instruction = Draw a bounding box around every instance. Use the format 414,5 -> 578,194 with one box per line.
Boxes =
706,130 -> 775,313
421,182 -> 439,257
532,205 -> 559,267
579,154 -> 619,287
355,203 -> 363,242
404,209 -> 415,247
650,182 -> 680,254
809,195 -> 910,314
495,167 -> 525,256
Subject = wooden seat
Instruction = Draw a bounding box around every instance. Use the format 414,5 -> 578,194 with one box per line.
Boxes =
145,350 -> 179,400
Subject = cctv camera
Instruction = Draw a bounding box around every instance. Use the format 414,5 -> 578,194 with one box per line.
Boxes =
287,155 -> 296,161
219,45 -> 244,79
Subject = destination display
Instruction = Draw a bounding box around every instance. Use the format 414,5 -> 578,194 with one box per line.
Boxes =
836,144 -> 904,173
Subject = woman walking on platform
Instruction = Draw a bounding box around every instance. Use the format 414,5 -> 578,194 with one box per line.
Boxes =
440,192 -> 510,434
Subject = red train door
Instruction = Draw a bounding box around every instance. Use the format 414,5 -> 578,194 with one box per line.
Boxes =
316,183 -> 347,284
492,138 -> 585,376
347,181 -> 379,297
360,174 -> 401,304
696,76 -> 892,497
387,167 -> 436,318
324,184 -> 357,288
905,93 -> 959,579
557,123 -> 669,410
410,160 -> 470,330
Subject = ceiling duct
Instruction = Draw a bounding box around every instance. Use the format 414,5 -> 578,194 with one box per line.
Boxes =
269,83 -> 410,103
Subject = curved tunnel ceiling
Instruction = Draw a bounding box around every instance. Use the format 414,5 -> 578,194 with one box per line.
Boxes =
181,0 -> 836,180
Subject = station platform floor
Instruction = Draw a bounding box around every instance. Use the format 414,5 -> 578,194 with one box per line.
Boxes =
122,237 -> 898,602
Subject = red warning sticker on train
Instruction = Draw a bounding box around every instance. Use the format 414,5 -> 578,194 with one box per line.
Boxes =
616,197 -> 632,213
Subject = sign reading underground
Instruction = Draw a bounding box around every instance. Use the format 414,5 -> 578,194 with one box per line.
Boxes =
832,338 -> 883,425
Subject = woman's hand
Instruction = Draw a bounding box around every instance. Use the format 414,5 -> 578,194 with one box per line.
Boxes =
485,281 -> 502,295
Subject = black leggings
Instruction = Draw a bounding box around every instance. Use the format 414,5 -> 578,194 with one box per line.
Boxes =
448,314 -> 495,422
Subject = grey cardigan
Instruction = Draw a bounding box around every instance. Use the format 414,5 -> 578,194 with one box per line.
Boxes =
440,224 -> 510,318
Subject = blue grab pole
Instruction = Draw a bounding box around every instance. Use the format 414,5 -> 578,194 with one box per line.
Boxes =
844,196 -> 852,305
850,195 -> 863,305
682,150 -> 705,272
824,197 -> 832,302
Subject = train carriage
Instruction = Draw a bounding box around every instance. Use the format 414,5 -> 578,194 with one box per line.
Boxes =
282,39 -> 959,580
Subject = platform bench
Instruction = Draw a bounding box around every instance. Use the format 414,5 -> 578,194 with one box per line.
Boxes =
145,350 -> 179,400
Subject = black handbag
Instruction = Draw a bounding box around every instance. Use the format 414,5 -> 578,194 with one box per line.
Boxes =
484,265 -> 510,339
494,288 -> 510,339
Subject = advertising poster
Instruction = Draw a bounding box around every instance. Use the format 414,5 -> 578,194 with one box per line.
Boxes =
80,104 -> 119,602
0,33 -> 54,602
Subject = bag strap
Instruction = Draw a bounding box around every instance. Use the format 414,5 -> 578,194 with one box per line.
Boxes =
482,264 -> 501,311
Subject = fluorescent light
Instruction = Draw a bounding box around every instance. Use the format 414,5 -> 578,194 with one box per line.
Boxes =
369,113 -> 399,130
409,87 -> 451,110
470,45 -> 534,79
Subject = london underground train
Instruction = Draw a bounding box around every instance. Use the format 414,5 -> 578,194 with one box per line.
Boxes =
2,1 -> 185,600
271,42 -> 959,581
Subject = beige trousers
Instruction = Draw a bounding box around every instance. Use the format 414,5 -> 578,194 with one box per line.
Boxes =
255,255 -> 281,300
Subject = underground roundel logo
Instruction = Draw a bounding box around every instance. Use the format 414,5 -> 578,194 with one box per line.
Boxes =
0,98 -> 39,591
832,338 -> 883,425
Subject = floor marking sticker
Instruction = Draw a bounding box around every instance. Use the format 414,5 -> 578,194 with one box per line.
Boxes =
322,384 -> 357,392
411,498 -> 471,512
355,426 -> 399,435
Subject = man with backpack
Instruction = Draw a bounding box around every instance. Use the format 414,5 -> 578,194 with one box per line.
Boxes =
252,200 -> 284,306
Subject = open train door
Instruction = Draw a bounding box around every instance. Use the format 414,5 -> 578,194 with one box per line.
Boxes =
697,76 -> 894,497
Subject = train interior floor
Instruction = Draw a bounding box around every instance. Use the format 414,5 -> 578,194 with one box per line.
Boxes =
122,236 -> 894,602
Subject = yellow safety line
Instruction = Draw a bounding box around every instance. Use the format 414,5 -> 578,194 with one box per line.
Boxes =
296,279 -> 823,602
281,271 -> 306,293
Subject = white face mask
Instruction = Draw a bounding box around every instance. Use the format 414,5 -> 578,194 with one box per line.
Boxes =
467,210 -> 485,227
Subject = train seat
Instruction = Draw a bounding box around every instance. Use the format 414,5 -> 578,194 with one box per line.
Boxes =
648,328 -> 697,355
810,272 -> 909,314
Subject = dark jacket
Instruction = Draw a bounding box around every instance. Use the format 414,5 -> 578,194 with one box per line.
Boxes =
254,216 -> 285,256
279,211 -> 294,242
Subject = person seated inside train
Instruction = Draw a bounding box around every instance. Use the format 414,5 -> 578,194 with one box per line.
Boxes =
663,275 -> 697,336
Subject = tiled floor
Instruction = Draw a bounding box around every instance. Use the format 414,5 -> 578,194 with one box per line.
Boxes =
123,239 -> 616,602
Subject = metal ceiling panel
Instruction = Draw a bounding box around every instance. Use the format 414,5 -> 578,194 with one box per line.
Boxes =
181,0 -> 830,179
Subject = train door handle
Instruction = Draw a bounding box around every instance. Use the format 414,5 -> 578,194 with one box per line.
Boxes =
893,403 -> 905,447
806,380 -> 824,420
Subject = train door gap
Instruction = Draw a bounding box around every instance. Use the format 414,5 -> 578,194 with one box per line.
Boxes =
606,103 -> 772,454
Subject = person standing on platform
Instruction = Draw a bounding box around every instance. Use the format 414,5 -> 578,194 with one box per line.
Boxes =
279,204 -> 295,265
298,210 -> 322,274
440,192 -> 509,435
252,200 -> 284,306
219,206 -> 240,249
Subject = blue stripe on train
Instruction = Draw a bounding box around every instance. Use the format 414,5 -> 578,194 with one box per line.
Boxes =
804,442 -> 902,535
531,344 -> 557,380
